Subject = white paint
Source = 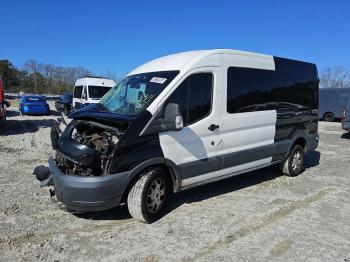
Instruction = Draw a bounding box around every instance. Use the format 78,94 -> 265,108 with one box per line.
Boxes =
142,49 -> 277,185
73,77 -> 116,106
220,110 -> 277,156
128,49 -> 274,115
159,67 -> 222,165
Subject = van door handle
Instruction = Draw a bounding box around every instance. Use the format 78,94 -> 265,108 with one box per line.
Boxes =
208,124 -> 219,131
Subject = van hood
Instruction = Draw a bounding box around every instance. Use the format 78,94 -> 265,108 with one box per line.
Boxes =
69,103 -> 133,127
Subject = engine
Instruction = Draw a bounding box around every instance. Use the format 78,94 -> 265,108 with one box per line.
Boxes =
52,119 -> 123,176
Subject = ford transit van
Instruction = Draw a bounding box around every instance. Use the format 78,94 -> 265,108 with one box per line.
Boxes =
73,77 -> 116,107
319,88 -> 350,122
35,50 -> 319,223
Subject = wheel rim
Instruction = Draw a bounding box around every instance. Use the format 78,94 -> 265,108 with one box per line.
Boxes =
325,114 -> 333,122
146,178 -> 165,213
291,150 -> 302,171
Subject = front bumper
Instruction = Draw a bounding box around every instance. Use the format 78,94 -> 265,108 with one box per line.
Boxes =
45,157 -> 129,212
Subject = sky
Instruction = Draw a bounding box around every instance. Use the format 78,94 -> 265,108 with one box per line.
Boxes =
0,0 -> 349,77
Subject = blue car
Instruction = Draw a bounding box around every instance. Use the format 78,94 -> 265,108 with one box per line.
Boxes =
19,96 -> 50,115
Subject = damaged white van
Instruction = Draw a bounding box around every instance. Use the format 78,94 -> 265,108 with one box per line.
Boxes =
35,49 -> 319,223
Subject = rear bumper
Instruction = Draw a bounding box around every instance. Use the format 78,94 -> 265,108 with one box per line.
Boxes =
46,157 -> 129,212
21,108 -> 49,115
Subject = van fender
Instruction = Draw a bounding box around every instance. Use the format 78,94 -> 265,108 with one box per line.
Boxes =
285,131 -> 308,157
119,157 -> 183,196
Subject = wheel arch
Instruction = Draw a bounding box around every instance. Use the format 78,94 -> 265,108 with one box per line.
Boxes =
119,157 -> 182,203
286,132 -> 308,156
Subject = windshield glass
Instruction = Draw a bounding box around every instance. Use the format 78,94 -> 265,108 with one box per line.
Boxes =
88,86 -> 112,99
99,71 -> 179,115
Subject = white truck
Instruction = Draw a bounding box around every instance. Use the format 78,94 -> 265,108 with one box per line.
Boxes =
73,76 -> 116,107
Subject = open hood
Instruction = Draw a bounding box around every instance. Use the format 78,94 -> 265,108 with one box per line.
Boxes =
69,103 -> 133,128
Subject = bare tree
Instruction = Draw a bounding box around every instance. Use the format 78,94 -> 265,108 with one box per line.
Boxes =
319,66 -> 350,89
20,60 -> 93,94
23,60 -> 45,93
101,69 -> 118,82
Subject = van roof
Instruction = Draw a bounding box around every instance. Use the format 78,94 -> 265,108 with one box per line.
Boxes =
75,77 -> 116,87
127,49 -> 274,75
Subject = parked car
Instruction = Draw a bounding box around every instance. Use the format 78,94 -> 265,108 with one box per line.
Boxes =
319,88 -> 350,122
34,49 -> 319,223
342,95 -> 350,131
0,76 -> 10,130
73,76 -> 116,107
19,95 -> 50,115
55,92 -> 73,115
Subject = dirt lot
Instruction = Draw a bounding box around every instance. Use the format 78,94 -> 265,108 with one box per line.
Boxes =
0,102 -> 350,261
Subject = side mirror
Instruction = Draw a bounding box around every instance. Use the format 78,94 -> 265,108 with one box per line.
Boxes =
141,103 -> 183,136
81,93 -> 87,100
163,103 -> 183,131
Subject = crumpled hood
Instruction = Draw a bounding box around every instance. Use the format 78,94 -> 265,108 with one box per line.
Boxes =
69,103 -> 133,129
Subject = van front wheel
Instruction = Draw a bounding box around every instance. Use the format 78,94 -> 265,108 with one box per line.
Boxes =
281,145 -> 305,176
127,168 -> 170,223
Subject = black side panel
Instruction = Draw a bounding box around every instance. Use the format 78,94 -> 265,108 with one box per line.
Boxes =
109,110 -> 165,173
178,157 -> 219,180
273,57 -> 319,152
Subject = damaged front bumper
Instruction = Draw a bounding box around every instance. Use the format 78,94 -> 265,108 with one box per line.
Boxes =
42,157 -> 129,212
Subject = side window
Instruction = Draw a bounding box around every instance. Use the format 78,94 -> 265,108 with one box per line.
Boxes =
164,73 -> 213,126
74,86 -> 83,98
165,78 -> 189,124
187,73 -> 213,124
227,67 -> 275,113
227,63 -> 316,114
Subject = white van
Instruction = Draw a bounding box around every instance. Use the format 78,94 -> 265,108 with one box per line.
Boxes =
37,49 -> 319,223
73,77 -> 116,107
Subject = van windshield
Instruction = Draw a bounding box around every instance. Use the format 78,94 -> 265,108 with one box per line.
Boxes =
88,86 -> 112,99
99,71 -> 179,116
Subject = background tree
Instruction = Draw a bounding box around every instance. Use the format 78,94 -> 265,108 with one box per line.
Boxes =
1,58 -> 110,95
319,66 -> 350,89
0,60 -> 21,90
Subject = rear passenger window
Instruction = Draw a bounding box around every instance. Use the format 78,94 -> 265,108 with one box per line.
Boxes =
164,73 -> 213,125
227,60 -> 317,114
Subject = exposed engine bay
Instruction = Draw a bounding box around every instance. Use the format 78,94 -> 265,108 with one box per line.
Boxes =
51,117 -> 125,176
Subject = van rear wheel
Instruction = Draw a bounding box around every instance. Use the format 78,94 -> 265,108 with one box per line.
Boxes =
281,145 -> 305,176
324,112 -> 335,122
127,167 -> 170,223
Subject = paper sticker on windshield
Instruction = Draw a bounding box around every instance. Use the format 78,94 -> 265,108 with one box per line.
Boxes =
150,77 -> 167,84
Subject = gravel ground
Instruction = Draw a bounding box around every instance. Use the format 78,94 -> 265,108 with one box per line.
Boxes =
0,102 -> 350,261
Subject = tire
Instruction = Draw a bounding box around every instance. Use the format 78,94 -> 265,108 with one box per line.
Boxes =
323,112 -> 335,122
281,145 -> 305,177
127,167 -> 170,223
0,118 -> 5,132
